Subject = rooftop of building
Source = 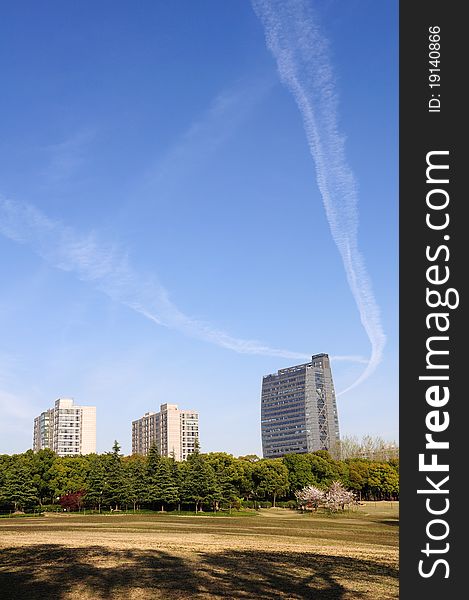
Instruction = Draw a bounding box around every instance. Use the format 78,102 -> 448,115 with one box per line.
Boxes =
263,354 -> 330,379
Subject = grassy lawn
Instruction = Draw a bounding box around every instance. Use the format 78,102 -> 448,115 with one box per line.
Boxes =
0,502 -> 398,599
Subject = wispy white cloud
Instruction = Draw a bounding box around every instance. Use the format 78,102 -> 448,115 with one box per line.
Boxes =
252,0 -> 386,394
0,196 -> 366,365
41,129 -> 95,184
142,78 -> 273,193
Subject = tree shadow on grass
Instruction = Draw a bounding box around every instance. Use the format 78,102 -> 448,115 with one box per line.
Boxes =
0,545 -> 398,599
201,550 -> 397,599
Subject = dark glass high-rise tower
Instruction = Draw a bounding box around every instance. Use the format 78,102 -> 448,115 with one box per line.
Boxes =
261,353 -> 340,458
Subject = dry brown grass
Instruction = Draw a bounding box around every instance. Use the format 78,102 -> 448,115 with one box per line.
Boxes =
0,502 -> 398,599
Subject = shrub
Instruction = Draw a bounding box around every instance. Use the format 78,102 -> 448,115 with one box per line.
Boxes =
240,500 -> 272,509
274,500 -> 297,509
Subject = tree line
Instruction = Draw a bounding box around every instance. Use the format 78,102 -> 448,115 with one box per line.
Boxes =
0,442 -> 399,513
336,435 -> 399,462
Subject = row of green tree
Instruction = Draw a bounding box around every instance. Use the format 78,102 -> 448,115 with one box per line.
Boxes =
0,443 -> 399,513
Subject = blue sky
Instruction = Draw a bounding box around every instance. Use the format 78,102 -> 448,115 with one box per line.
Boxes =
0,0 -> 398,456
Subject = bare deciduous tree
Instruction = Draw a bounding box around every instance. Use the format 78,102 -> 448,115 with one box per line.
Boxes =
338,435 -> 399,461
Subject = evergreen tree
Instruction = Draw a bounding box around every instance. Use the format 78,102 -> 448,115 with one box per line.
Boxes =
2,458 -> 38,511
307,452 -> 340,486
180,447 -> 218,512
146,444 -> 162,508
238,459 -> 256,503
84,454 -> 107,512
205,453 -> 241,510
367,463 -> 399,500
156,458 -> 180,510
169,452 -> 182,511
216,472 -> 238,511
31,448 -> 56,506
122,455 -> 147,511
283,453 -> 316,492
107,441 -> 125,510
253,459 -> 289,507
49,455 -> 89,497
346,459 -> 368,501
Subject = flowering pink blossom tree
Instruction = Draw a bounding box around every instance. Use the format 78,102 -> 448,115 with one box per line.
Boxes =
295,485 -> 325,511
323,481 -> 356,512
295,481 -> 356,512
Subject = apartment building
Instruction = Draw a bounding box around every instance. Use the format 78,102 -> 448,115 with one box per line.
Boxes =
33,408 -> 54,453
132,403 -> 199,461
33,398 -> 96,457
131,411 -> 159,457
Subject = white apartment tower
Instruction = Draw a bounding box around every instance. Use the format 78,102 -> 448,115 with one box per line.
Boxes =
131,411 -> 158,457
33,408 -> 54,452
132,403 -> 199,461
33,398 -> 96,457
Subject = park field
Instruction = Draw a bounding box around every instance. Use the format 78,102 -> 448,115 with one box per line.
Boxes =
0,502 -> 398,599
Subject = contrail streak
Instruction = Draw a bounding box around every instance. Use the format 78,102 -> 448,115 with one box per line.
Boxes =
0,196 -> 366,365
252,0 -> 386,394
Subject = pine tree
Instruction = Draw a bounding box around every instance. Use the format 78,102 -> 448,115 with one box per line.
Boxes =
2,460 -> 38,512
122,455 -> 147,512
205,453 -> 240,511
169,452 -> 182,511
181,448 -> 218,513
30,448 -> 56,506
85,455 -> 107,512
156,458 -> 179,510
145,444 -> 162,508
104,441 -> 125,510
